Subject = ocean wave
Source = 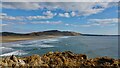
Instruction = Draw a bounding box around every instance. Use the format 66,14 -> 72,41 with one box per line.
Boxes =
2,43 -> 55,48
20,40 -> 42,44
2,44 -> 25,47
0,47 -> 14,54
41,38 -> 59,43
19,38 -> 59,46
0,50 -> 28,56
0,47 -> 13,50
38,44 -> 55,48
24,44 -> 55,48
58,36 -> 71,39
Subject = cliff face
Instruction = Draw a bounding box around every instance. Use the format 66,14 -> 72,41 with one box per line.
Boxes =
1,30 -> 81,36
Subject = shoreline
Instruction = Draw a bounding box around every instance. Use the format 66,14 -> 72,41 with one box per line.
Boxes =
0,35 -> 61,43
0,51 -> 119,67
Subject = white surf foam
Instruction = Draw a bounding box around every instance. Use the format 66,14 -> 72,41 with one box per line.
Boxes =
0,50 -> 28,56
3,44 -> 25,47
0,47 -> 13,50
0,46 -> 14,54
40,39 -> 59,44
26,44 -> 55,48
38,44 -> 54,48
59,36 -> 71,39
2,43 -> 55,48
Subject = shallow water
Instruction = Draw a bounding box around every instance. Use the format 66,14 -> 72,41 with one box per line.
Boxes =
0,36 -> 118,58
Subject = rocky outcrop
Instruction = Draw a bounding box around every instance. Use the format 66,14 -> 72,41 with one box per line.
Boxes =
0,51 -> 119,68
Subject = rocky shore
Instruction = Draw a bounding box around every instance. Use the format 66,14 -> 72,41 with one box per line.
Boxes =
0,51 -> 119,68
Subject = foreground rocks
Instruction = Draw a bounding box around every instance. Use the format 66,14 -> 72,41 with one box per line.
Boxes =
0,51 -> 119,68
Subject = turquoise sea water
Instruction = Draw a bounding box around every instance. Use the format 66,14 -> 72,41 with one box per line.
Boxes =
0,36 -> 118,58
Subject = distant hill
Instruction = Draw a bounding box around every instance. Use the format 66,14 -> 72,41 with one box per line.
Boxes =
1,30 -> 119,36
1,30 -> 81,36
80,34 -> 119,36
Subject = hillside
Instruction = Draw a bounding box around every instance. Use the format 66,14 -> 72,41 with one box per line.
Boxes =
1,30 -> 81,36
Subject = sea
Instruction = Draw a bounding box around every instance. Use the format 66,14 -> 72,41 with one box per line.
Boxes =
0,36 -> 119,59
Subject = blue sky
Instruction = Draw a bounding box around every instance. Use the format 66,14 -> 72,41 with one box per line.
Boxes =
0,2 -> 119,35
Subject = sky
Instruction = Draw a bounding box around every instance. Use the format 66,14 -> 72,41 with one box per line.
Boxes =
0,2 -> 119,35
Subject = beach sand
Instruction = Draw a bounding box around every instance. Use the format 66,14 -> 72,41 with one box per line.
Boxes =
0,35 -> 59,43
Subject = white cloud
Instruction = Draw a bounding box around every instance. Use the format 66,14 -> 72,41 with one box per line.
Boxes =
64,23 -> 92,27
81,18 -> 118,27
2,0 -> 120,2
64,18 -> 118,27
65,23 -> 78,27
89,18 -> 118,25
1,11 -> 56,21
3,20 -> 62,25
80,24 -> 91,27
78,18 -> 118,27
59,13 -> 64,17
2,16 -> 23,21
65,24 -> 69,26
116,10 -> 120,12
17,22 -> 26,24
2,2 -> 118,16
2,2 -> 41,10
27,11 -> 56,20
71,12 -> 76,17
0,13 -> 7,16
0,13 -> 23,21
43,11 -> 57,16
0,16 -> 21,21
42,2 -> 117,16
59,13 -> 70,18
31,21 -> 62,24
64,13 -> 70,18
27,15 -> 52,20
0,24 -> 7,26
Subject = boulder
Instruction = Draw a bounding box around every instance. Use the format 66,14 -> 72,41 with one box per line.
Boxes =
24,54 -> 43,66
1,51 -> 119,68
18,59 -> 25,66
10,55 -> 18,62
94,57 -> 114,65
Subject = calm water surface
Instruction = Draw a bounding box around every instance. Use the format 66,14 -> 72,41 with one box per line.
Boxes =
0,36 -> 118,58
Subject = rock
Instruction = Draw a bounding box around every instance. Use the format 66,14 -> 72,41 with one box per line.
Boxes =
1,51 -> 119,68
46,51 -> 54,56
1,62 -> 8,66
10,55 -> 18,62
12,63 -> 19,67
79,54 -> 87,60
41,64 -> 49,67
18,59 -> 25,66
4,57 -> 10,63
41,55 -> 50,64
8,59 -> 14,66
24,54 -> 43,66
62,51 -> 75,58
94,57 -> 114,65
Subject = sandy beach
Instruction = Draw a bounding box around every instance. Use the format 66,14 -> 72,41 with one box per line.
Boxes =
0,35 -> 60,43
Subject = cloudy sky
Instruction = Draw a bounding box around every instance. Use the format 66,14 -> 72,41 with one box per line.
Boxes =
0,2 -> 119,35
